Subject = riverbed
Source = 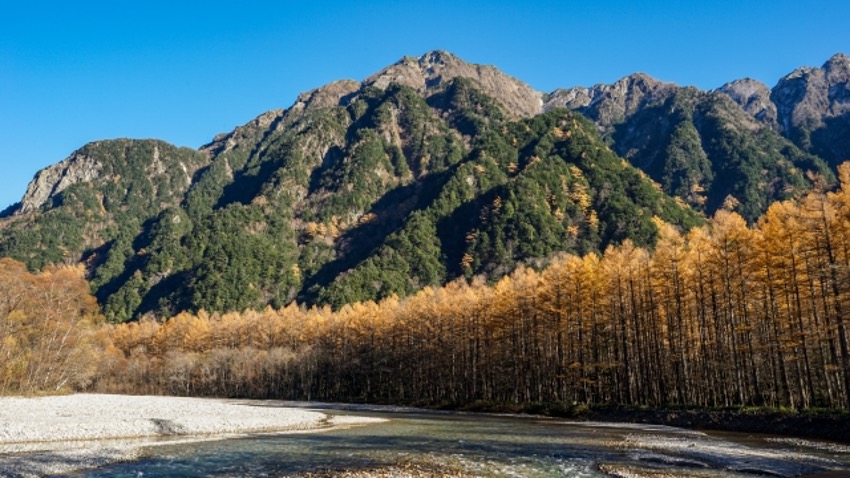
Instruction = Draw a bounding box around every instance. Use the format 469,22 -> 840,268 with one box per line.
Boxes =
0,394 -> 380,476
3,399 -> 848,477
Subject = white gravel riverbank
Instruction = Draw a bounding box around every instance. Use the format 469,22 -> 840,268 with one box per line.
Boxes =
0,393 -> 384,477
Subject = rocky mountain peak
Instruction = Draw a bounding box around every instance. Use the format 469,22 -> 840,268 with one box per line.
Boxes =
717,78 -> 778,128
292,80 -> 362,113
18,149 -> 103,214
17,139 -> 207,220
826,52 -> 850,71
544,72 -> 676,127
617,72 -> 665,89
417,49 -> 460,70
772,52 -> 850,141
824,54 -> 850,115
605,73 -> 674,111
364,50 -> 543,118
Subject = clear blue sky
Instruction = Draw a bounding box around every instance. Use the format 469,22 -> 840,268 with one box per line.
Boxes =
2,0 -> 848,210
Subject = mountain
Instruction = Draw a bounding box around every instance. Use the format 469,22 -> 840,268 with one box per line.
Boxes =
545,73 -> 832,222
1,50 -> 845,321
717,78 -> 778,129
0,140 -> 207,270
363,50 -> 543,117
767,53 -> 850,167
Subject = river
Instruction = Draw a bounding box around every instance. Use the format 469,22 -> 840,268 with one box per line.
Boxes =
26,403 -> 850,477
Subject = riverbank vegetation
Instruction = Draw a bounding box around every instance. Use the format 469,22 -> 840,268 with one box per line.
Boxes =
0,260 -> 103,393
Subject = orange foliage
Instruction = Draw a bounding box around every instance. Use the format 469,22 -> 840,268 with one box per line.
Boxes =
79,162 -> 850,409
0,259 -> 104,394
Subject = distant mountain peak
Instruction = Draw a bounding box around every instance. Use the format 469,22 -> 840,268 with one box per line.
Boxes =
544,72 -> 676,125
19,149 -> 104,214
719,77 -> 769,92
364,50 -> 467,89
717,78 -> 777,128
827,52 -> 850,67
415,49 -> 460,67
364,50 -> 543,117
825,52 -> 850,83
615,72 -> 665,88
776,53 -> 848,83
771,52 -> 850,158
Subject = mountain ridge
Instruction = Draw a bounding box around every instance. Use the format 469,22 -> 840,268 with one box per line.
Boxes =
1,50 -> 847,321
12,50 -> 848,220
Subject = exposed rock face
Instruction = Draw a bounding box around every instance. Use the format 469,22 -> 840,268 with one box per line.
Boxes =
292,80 -> 361,112
19,151 -> 103,213
203,51 -> 547,160
201,82 -> 363,158
202,109 -> 286,157
771,53 -> 850,164
717,78 -> 778,129
364,50 -> 543,118
773,53 -> 850,131
544,73 -> 678,129
17,139 -> 207,221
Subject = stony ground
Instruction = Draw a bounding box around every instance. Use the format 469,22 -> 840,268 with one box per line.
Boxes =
0,393 -> 383,477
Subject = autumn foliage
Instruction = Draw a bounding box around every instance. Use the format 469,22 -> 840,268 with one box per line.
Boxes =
8,165 -> 850,411
85,165 -> 850,410
0,260 -> 104,393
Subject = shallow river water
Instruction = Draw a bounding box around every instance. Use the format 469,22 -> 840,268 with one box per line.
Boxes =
30,403 -> 850,477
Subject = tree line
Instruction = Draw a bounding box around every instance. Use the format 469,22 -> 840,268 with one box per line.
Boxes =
87,165 -> 850,410
5,166 -> 850,411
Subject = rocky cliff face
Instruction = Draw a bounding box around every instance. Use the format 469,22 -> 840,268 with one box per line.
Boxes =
717,78 -> 778,129
19,151 -> 104,213
201,109 -> 286,158
365,50 -> 544,118
202,51 -> 545,161
773,54 -> 850,132
2,139 -> 208,275
544,73 -> 678,129
291,80 -> 362,113
19,140 -> 207,215
769,53 -> 850,165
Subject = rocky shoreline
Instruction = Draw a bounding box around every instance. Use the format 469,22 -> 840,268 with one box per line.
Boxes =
0,394 -> 383,477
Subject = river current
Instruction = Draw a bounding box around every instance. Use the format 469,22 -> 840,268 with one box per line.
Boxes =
25,403 -> 850,477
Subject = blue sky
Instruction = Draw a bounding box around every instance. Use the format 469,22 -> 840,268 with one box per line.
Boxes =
2,0 -> 848,210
